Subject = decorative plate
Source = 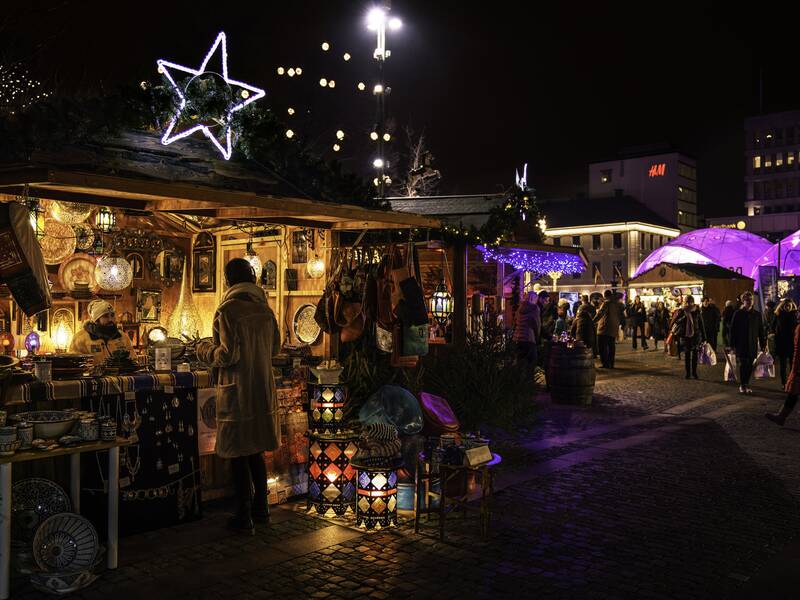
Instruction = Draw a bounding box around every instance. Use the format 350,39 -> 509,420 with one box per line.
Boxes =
39,219 -> 77,265
72,223 -> 96,251
294,304 -> 322,344
11,478 -> 71,543
33,513 -> 99,572
58,253 -> 99,293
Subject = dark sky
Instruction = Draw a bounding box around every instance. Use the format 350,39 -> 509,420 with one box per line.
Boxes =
4,1 -> 800,217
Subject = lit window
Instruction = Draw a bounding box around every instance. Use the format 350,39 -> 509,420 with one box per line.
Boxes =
789,153 -> 795,166
777,152 -> 784,167
600,169 -> 612,184
765,155 -> 773,168
754,156 -> 762,169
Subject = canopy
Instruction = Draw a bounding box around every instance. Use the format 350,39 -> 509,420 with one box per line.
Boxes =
750,229 -> 800,279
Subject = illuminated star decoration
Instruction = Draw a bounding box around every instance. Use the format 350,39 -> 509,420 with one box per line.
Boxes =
157,31 -> 265,160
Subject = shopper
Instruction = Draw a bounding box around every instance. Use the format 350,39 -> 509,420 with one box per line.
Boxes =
571,303 -> 596,350
766,316 -> 800,426
554,299 -> 570,336
652,301 -> 669,350
513,291 -> 541,373
69,300 -> 133,365
773,299 -> 798,386
670,295 -> 705,379
728,291 -> 766,394
197,258 -> 281,533
594,289 -> 624,368
764,300 -> 778,335
722,300 -> 736,347
538,290 -> 557,341
700,297 -> 722,352
629,296 -> 648,350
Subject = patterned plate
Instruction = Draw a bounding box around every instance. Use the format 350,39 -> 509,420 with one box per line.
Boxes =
294,304 -> 322,344
58,253 -> 99,293
11,478 -> 71,543
33,513 -> 99,572
39,219 -> 77,265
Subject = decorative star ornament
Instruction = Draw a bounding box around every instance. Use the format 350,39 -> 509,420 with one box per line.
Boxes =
157,31 -> 265,160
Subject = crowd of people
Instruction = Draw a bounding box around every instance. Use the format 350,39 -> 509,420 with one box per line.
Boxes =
513,287 -> 800,427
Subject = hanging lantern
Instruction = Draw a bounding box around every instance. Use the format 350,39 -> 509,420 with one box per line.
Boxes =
147,326 -> 168,345
308,383 -> 348,435
167,259 -> 203,339
244,240 -> 262,275
0,331 -> 15,354
429,281 -> 453,326
95,253 -> 133,291
28,202 -> 46,241
24,331 -> 40,354
355,466 -> 398,530
95,207 -> 116,233
306,256 -> 326,279
307,433 -> 358,516
50,201 -> 92,225
39,219 -> 77,265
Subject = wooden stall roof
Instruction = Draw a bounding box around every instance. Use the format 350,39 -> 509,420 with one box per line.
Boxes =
496,241 -> 590,268
0,132 -> 439,231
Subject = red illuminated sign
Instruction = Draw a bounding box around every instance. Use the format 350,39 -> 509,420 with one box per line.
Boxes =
648,163 -> 666,177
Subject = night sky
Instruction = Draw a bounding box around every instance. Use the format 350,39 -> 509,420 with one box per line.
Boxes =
5,1 -> 800,217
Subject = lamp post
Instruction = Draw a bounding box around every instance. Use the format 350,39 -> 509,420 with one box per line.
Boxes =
367,3 -> 401,199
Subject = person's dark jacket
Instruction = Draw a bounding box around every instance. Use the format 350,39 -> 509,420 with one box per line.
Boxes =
571,305 -> 596,348
628,301 -> 646,325
774,306 -> 798,358
765,308 -> 778,335
581,302 -> 597,320
670,306 -> 706,345
653,307 -> 669,341
729,307 -> 766,358
594,298 -> 624,337
722,304 -> 736,346
540,301 -> 557,340
700,303 -> 721,341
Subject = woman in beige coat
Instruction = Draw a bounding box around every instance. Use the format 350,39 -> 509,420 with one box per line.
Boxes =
196,259 -> 281,533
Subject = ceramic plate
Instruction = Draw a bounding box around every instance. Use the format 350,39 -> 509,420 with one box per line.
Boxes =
33,513 -> 99,572
294,304 -> 322,344
11,478 -> 71,543
58,253 -> 99,293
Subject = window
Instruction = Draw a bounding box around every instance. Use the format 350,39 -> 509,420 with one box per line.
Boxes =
592,262 -> 601,281
789,152 -> 795,166
553,237 -> 561,246
754,181 -> 763,199
765,155 -> 773,168
789,179 -> 796,198
777,180 -> 786,198
754,155 -> 762,169
592,235 -> 601,250
600,169 -> 612,184
677,162 -> 697,181
790,128 -> 796,145
613,233 -> 623,249
572,235 -> 581,247
777,152 -> 784,167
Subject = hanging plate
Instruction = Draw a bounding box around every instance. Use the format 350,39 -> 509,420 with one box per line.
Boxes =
58,253 -> 99,293
294,303 -> 322,344
39,219 -> 77,265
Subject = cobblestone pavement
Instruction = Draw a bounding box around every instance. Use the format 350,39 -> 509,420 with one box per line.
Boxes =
10,345 -> 800,599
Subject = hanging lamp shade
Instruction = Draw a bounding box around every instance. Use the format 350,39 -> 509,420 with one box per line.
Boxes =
429,281 -> 453,325
95,207 -> 116,233
167,259 -> 203,339
50,201 -> 93,225
95,253 -> 133,291
39,219 -> 77,265
307,256 -> 326,279
244,240 -> 262,275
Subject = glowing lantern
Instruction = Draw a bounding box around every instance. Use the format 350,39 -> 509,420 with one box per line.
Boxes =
429,282 -> 453,326
308,383 -> 348,435
306,256 -> 325,279
24,331 -> 40,354
166,260 -> 203,339
244,241 -> 262,275
307,434 -> 358,516
0,332 -> 14,354
95,207 -> 116,233
95,254 -> 133,291
355,466 -> 398,530
53,321 -> 73,352
49,201 -> 92,225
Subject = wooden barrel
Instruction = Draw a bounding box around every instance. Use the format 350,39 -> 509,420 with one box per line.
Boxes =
547,344 -> 596,406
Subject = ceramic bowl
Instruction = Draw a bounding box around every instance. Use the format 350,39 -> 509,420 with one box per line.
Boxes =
10,411 -> 78,440
0,439 -> 20,456
0,425 -> 17,444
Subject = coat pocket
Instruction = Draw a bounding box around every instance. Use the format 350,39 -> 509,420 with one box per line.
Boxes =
215,383 -> 238,422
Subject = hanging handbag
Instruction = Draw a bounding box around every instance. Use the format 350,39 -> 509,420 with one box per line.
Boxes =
399,243 -> 430,326
376,323 -> 393,353
375,253 -> 395,330
363,250 -> 379,323
402,321 -> 429,356
389,244 -> 409,310
391,324 -> 418,368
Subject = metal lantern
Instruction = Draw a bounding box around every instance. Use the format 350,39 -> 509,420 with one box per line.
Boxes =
355,466 -> 398,530
308,383 -> 348,435
306,256 -> 325,279
95,207 -> 116,233
0,331 -> 15,354
167,260 -> 203,339
72,223 -> 96,251
244,240 -> 262,275
307,433 -> 358,516
95,254 -> 133,291
429,281 -> 453,325
24,331 -> 40,354
49,201 -> 92,225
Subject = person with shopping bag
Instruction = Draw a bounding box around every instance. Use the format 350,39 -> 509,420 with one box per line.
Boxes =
669,295 -> 705,379
728,291 -> 766,394
766,316 -> 800,426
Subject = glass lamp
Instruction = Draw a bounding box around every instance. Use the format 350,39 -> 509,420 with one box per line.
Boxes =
306,256 -> 325,279
429,282 -> 453,326
167,260 -> 203,339
147,326 -> 168,345
52,321 -> 73,352
356,466 -> 398,530
0,331 -> 15,354
95,253 -> 133,291
24,331 -> 40,354
95,207 -> 116,233
50,201 -> 92,225
307,434 -> 358,517
244,240 -> 262,275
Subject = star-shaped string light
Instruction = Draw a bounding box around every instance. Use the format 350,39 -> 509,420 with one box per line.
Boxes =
157,31 -> 265,160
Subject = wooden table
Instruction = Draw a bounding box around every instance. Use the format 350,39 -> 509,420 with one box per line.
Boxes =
0,437 -> 132,600
414,451 -> 501,541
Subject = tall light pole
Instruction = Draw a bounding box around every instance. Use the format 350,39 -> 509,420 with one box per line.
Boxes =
367,3 -> 401,200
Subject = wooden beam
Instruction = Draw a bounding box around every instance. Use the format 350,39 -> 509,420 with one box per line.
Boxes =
3,186 -> 149,211
218,216 -> 334,229
0,167 -> 50,186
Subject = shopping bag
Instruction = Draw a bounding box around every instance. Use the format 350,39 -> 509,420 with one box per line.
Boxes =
698,342 -> 717,366
754,351 -> 775,379
724,352 -> 738,382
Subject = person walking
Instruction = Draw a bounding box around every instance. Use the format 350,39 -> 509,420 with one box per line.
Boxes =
513,291 -> 541,374
594,289 -> 624,368
197,258 -> 281,533
773,299 -> 798,386
700,297 -> 722,352
766,316 -> 800,426
722,300 -> 736,347
571,303 -> 596,350
651,301 -> 669,350
728,291 -> 766,395
629,296 -> 648,350
670,295 -> 705,379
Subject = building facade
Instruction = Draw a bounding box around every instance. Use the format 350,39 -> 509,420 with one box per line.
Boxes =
588,151 -> 698,232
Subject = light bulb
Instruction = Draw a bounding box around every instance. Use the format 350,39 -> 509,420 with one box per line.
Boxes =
241,89 -> 249,99
328,79 -> 336,88
336,130 -> 345,140
321,42 -> 330,51
333,144 -> 341,152
295,67 -> 302,75
286,129 -> 294,139
287,107 -> 295,115
319,78 -> 327,87
287,68 -> 295,77
357,82 -> 366,91
373,84 -> 384,94
373,178 -> 380,186
277,67 -> 285,75
367,7 -> 385,30
389,17 -> 402,30
343,53 -> 351,61
373,158 -> 384,168
383,133 -> 391,142
370,131 -> 379,141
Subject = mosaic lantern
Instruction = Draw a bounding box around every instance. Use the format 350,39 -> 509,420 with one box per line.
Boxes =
355,465 -> 398,530
429,281 -> 453,326
95,207 -> 116,233
49,201 -> 92,225
95,254 -> 133,291
24,331 -> 40,354
0,331 -> 15,354
308,383 -> 348,435
307,433 -> 358,516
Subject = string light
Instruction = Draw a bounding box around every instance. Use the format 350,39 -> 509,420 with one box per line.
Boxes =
0,63 -> 50,115
321,42 -> 330,51
157,32 -> 266,160
286,129 -> 295,139
319,78 -> 328,87
328,80 -> 336,88
287,68 -> 296,77
343,53 -> 351,61
333,144 -> 341,152
357,82 -> 366,91
477,245 -> 585,275
373,158 -> 384,169
287,107 -> 295,115
295,67 -> 303,75
277,67 -> 285,75
373,84 -> 384,94
370,132 -> 379,141
336,130 -> 345,140
383,133 -> 391,142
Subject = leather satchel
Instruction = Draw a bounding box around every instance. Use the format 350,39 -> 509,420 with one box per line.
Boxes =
375,255 -> 395,330
335,292 -> 365,343
390,324 -> 418,368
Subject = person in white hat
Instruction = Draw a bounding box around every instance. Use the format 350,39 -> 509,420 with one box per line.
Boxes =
69,300 -> 133,364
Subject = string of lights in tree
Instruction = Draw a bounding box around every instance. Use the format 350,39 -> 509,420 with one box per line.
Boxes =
0,63 -> 49,116
476,245 -> 586,276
